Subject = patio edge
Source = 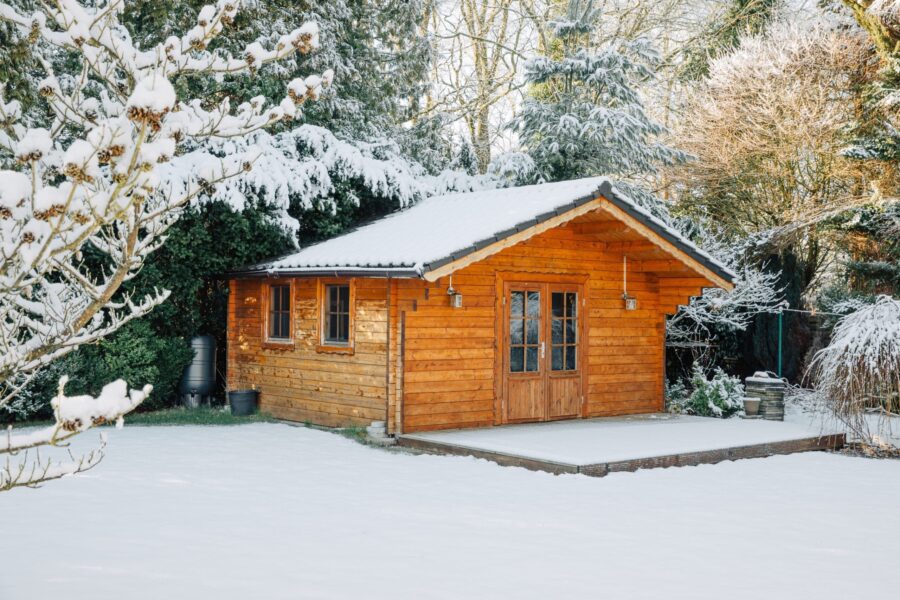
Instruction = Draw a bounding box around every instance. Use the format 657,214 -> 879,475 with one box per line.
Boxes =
397,432 -> 847,477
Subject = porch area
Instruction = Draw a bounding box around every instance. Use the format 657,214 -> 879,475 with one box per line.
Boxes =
397,413 -> 845,476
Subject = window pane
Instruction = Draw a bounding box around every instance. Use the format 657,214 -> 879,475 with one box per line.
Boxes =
526,319 -> 539,344
566,292 -> 577,318
525,347 -> 538,372
328,314 -> 338,341
281,314 -> 290,338
281,286 -> 290,311
510,346 -> 524,372
552,318 -> 563,344
565,345 -> 576,370
552,292 -> 564,317
526,291 -> 540,317
339,312 -> 349,342
339,285 -> 349,310
510,291 -> 524,317
510,319 -> 523,345
552,346 -> 563,370
566,319 -> 576,344
328,286 -> 338,313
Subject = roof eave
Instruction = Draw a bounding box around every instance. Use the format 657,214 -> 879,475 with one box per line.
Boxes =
224,267 -> 422,279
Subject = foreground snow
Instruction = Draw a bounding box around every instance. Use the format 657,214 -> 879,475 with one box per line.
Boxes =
1,423 -> 896,599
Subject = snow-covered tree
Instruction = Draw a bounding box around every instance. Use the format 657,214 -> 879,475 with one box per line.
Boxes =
0,0 -> 330,491
112,0 -> 495,239
508,0 -> 686,183
673,24 -> 874,282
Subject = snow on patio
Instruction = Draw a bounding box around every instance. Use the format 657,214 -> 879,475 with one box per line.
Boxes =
400,412 -> 838,466
1,422 -> 897,600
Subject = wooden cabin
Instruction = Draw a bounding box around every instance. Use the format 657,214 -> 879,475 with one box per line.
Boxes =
226,177 -> 734,433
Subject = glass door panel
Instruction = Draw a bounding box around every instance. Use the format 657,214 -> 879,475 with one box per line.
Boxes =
550,291 -> 577,372
509,290 -> 541,373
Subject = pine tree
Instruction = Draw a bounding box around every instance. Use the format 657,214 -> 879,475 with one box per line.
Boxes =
509,0 -> 685,184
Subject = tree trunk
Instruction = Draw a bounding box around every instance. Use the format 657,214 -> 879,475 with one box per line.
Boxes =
843,0 -> 900,58
473,103 -> 491,173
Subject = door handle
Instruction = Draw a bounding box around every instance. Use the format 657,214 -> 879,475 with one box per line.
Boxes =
540,341 -> 545,358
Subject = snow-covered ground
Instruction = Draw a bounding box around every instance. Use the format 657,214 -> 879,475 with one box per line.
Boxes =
2,423 -> 897,599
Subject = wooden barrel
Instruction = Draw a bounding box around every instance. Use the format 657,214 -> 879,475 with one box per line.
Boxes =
745,372 -> 785,421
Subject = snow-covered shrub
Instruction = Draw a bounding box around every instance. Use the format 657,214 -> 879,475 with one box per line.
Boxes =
665,378 -> 690,414
679,365 -> 745,418
808,295 -> 900,447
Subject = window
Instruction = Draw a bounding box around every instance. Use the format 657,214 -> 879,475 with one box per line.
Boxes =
323,283 -> 350,345
267,283 -> 292,341
550,291 -> 577,371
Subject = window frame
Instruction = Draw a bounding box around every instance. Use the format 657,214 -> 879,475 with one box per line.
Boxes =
316,278 -> 355,354
261,279 -> 295,348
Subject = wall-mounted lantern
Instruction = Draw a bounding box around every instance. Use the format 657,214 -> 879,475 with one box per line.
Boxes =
447,275 -> 463,308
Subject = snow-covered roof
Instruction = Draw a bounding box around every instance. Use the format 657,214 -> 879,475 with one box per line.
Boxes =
234,176 -> 735,284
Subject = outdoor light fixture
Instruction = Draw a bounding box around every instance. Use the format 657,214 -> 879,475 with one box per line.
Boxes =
447,275 -> 463,308
622,256 -> 637,310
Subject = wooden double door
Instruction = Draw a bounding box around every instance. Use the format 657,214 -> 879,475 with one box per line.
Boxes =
502,280 -> 585,423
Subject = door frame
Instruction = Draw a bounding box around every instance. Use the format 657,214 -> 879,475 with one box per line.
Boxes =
494,271 -> 590,425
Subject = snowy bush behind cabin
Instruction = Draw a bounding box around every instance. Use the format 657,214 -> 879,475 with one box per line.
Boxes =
670,365 -> 745,418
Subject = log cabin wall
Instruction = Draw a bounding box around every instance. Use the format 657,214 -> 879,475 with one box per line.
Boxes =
227,277 -> 396,427
227,221 -> 715,433
396,223 -> 696,433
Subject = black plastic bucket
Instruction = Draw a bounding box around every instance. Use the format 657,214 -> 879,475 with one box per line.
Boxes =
228,390 -> 258,416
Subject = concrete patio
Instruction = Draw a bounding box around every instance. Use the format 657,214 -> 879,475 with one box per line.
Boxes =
398,414 -> 845,476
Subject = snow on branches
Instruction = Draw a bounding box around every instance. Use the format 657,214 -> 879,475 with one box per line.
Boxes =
1,378 -> 151,491
190,125 -> 499,234
808,295 -> 900,447
0,0 -> 330,490
666,234 -> 783,345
